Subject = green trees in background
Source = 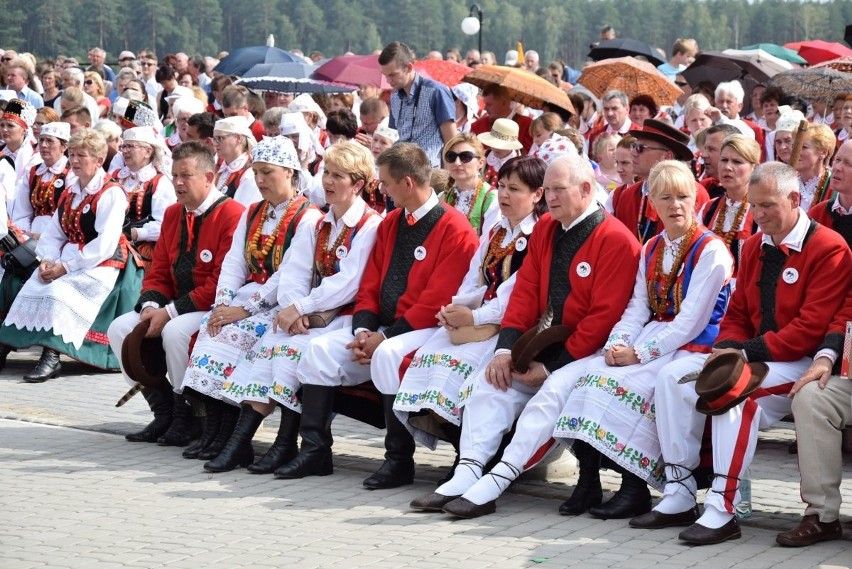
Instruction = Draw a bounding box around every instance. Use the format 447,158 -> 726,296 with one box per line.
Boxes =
2,0 -> 850,67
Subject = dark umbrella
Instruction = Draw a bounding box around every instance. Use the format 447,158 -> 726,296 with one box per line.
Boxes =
588,38 -> 666,67
770,68 -> 852,102
213,46 -> 303,77
234,63 -> 356,95
681,51 -> 775,87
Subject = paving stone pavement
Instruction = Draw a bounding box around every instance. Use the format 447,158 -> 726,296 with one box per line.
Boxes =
0,349 -> 850,569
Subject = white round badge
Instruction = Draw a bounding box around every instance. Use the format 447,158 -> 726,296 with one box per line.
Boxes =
414,246 -> 427,261
515,236 -> 527,252
335,245 -> 348,260
576,261 -> 591,278
200,249 -> 213,263
82,204 -> 91,214
54,179 -> 64,188
782,268 -> 798,284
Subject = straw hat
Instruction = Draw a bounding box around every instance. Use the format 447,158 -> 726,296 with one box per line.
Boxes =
477,118 -> 523,151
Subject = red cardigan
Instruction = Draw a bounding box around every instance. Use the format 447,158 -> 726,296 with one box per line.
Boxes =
715,222 -> 852,362
499,212 -> 641,367
611,180 -> 710,243
136,197 -> 244,315
353,203 -> 479,338
471,114 -> 534,155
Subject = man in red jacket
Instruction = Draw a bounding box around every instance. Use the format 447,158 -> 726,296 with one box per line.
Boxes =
632,162 -> 852,544
410,153 -> 641,519
470,85 -> 534,154
108,141 -> 245,446
275,143 -> 479,488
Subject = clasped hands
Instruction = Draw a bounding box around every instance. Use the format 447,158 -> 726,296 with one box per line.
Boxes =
38,259 -> 67,282
346,330 -> 384,365
206,305 -> 250,336
484,353 -> 548,392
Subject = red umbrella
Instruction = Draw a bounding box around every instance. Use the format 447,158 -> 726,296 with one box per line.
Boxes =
312,54 -> 390,89
413,59 -> 471,87
785,40 -> 852,65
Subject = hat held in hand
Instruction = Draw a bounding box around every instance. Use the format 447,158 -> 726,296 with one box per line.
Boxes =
121,318 -> 168,388
695,352 -> 769,416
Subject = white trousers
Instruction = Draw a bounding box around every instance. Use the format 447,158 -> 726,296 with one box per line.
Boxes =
297,326 -> 437,394
462,357 -> 592,470
107,310 -> 204,391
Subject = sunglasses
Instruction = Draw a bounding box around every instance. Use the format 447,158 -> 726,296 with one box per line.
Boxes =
84,79 -> 94,85
675,81 -> 689,87
445,150 -> 478,164
141,61 -> 156,67
631,142 -> 669,154
1,57 -> 12,62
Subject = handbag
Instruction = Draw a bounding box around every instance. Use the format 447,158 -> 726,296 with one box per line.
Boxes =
0,234 -> 39,279
306,308 -> 341,329
447,323 -> 500,345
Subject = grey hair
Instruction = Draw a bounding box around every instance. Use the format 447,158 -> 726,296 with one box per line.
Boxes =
715,80 -> 745,104
602,90 -> 628,107
64,67 -> 85,86
549,153 -> 595,189
749,161 -> 799,198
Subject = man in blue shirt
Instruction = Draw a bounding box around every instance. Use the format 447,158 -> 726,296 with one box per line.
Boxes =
379,42 -> 456,167
5,63 -> 42,109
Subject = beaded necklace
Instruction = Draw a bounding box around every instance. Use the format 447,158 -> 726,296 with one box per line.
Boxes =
362,179 -> 383,212
31,170 -> 62,214
60,190 -> 101,244
711,196 -> 749,247
314,220 -> 354,278
481,226 -> 522,298
245,199 -> 295,263
647,222 -> 698,317
445,180 -> 486,226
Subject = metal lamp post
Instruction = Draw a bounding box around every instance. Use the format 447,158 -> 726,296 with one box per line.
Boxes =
461,4 -> 483,55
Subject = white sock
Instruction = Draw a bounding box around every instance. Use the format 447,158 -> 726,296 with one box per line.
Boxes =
654,465 -> 698,514
460,461 -> 520,505
696,504 -> 734,529
654,492 -> 696,514
435,458 -> 483,497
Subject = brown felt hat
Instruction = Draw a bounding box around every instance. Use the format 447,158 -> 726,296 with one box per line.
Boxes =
628,118 -> 694,162
695,352 -> 769,416
511,325 -> 572,373
121,319 -> 168,388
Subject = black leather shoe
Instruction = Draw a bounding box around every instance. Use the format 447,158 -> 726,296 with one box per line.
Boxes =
558,486 -> 603,515
203,406 -> 263,473
197,402 -> 240,460
630,507 -> 700,529
363,458 -> 415,490
442,497 -> 496,519
22,348 -> 61,383
125,382 -> 173,442
679,518 -> 741,545
274,451 -> 333,479
157,393 -> 201,447
182,392 -> 220,459
588,471 -> 651,520
776,515 -> 842,547
0,344 -> 12,372
248,406 -> 300,474
560,440 -> 604,515
410,492 -> 460,512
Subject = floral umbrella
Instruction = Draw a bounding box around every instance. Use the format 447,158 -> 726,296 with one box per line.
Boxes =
463,65 -> 576,115
413,59 -> 472,87
577,57 -> 682,106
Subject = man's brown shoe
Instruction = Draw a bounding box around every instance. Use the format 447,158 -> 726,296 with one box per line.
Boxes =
776,515 -> 842,547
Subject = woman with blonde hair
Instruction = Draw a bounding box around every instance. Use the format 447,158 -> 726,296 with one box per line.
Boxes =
592,132 -> 621,189
214,141 -> 382,474
552,160 -> 733,518
795,123 -> 836,210
83,71 -> 110,118
699,134 -> 760,279
440,132 -> 499,236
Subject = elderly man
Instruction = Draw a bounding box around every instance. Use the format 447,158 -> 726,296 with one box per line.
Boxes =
587,90 -> 638,150
410,153 -> 641,519
775,140 -> 852,546
470,85 -> 534,154
630,162 -> 852,545
274,143 -> 478,488
524,50 -> 540,72
6,62 -> 43,109
608,119 -> 709,242
87,47 -> 115,84
709,81 -> 766,159
107,141 -> 244,446
380,42 -> 457,167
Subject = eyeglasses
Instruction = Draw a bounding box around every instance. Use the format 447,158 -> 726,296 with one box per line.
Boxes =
1,57 -> 13,62
675,81 -> 689,87
212,135 -> 232,144
141,61 -> 156,67
445,150 -> 478,164
119,144 -> 144,152
631,142 -> 669,154
84,79 -> 94,86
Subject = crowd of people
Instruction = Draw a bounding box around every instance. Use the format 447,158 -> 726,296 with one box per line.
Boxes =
0,35 -> 850,550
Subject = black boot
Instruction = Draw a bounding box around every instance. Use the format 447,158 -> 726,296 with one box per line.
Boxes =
363,395 -> 415,490
0,344 -> 12,372
588,468 -> 652,519
23,348 -> 61,383
248,405 -> 301,474
157,392 -> 201,446
182,392 -> 220,459
197,400 -> 241,460
203,405 -> 263,472
559,441 -> 604,515
436,422 -> 461,485
125,381 -> 174,442
274,385 -> 335,479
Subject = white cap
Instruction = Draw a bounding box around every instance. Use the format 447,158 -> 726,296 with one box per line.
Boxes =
214,116 -> 256,147
504,50 -> 519,66
373,123 -> 399,143
39,122 -> 71,142
773,106 -> 807,135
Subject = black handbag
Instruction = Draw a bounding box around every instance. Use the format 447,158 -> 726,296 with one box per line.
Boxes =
0,234 -> 40,278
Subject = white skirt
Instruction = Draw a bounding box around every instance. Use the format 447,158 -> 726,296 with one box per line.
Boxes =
4,265 -> 118,349
181,284 -> 278,400
393,326 -> 496,448
221,315 -> 351,411
553,321 -> 688,489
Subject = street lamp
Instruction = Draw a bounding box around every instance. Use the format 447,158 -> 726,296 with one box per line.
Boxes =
461,4 -> 483,55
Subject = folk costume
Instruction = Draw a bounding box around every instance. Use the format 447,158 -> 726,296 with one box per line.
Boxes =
0,169 -> 141,371
799,168 -> 833,212
609,180 -> 710,243
699,195 -> 757,280
651,212 -> 851,541
12,149 -> 76,236
808,195 -> 852,250
107,188 -> 244,444
699,176 -> 727,201
554,226 -> 733,489
0,99 -> 41,214
441,180 -> 498,237
430,205 -> 641,516
212,116 -> 261,206
280,193 -> 478,484
394,212 -> 539,449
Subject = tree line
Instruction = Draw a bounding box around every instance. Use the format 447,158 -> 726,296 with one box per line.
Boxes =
2,0 -> 850,68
